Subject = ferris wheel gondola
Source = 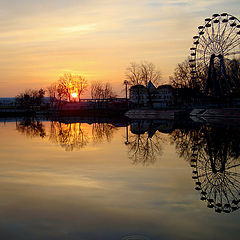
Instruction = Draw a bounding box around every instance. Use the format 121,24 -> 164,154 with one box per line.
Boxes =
190,13 -> 240,96
190,134 -> 240,214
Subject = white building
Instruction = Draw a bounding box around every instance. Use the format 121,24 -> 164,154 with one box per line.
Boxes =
129,85 -> 148,107
129,82 -> 174,108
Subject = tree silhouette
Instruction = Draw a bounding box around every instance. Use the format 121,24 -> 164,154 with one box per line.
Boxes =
16,119 -> 46,138
53,73 -> 88,102
15,119 -> 121,152
125,61 -> 162,87
90,81 -> 117,99
170,58 -> 207,90
127,121 -> 163,166
16,88 -> 45,109
49,122 -> 89,151
92,123 -> 118,143
73,75 -> 88,102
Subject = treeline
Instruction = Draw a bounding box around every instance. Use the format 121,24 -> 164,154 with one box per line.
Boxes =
15,88 -> 45,109
48,73 -> 117,102
15,73 -> 118,108
169,57 -> 240,95
15,61 -> 163,109
14,57 -> 240,109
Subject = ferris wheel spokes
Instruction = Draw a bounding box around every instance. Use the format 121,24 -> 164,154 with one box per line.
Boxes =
190,13 -> 240,97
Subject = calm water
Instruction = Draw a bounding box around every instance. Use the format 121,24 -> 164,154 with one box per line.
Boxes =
0,117 -> 239,240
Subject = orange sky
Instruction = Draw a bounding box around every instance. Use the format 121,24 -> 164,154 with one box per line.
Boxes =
0,0 -> 239,97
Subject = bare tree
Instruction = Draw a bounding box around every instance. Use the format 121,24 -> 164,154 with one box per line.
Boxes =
73,75 -> 88,101
169,58 -> 207,90
170,57 -> 240,97
170,59 -> 192,89
47,83 -> 57,99
57,73 -> 72,101
125,61 -> 162,87
47,83 -> 57,107
91,81 -> 117,99
225,58 -> 240,92
125,62 -> 142,86
140,62 -> 162,87
91,81 -> 104,99
103,82 -> 117,99
51,73 -> 88,102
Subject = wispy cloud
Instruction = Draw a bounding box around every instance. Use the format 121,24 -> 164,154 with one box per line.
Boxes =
0,0 -> 239,96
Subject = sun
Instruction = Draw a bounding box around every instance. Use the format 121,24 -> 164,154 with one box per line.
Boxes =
71,92 -> 78,98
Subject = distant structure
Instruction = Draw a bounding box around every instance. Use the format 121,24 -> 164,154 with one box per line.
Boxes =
189,13 -> 240,97
129,81 -> 174,108
0,97 -> 16,106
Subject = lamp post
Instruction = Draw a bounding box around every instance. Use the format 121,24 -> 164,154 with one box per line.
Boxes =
125,124 -> 129,145
124,80 -> 128,100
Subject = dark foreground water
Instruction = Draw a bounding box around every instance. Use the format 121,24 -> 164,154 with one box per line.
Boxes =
0,117 -> 239,240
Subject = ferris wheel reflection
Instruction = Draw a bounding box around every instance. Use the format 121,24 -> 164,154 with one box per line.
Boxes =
175,125 -> 240,214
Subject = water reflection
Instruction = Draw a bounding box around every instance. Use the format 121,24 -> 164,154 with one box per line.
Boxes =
16,118 -> 120,151
126,120 -> 170,166
172,124 -> 240,213
15,118 -> 240,214
15,118 -> 170,165
16,118 -> 46,138
92,122 -> 118,143
2,117 -> 240,239
49,122 -> 89,151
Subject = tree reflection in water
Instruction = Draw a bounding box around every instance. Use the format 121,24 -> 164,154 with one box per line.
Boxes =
172,124 -> 240,213
49,121 -> 89,151
16,119 -> 46,138
16,119 -> 120,151
92,123 -> 118,143
127,120 -> 165,166
15,118 -> 240,212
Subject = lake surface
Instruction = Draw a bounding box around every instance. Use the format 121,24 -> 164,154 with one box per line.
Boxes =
0,117 -> 239,240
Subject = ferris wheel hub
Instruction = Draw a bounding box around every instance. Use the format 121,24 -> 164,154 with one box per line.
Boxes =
190,13 -> 240,97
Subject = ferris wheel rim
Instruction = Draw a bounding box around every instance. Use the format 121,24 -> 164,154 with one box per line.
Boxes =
190,13 -> 240,70
191,151 -> 240,213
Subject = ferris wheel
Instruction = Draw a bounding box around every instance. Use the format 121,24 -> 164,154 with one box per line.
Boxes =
190,146 -> 240,213
189,13 -> 240,96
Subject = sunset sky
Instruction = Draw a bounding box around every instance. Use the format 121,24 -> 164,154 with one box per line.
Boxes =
0,0 -> 239,97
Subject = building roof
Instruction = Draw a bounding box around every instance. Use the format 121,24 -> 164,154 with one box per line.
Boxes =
147,81 -> 156,90
130,83 -> 173,94
157,84 -> 173,90
130,84 -> 146,90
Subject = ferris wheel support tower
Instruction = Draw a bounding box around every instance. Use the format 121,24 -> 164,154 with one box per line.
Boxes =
190,13 -> 240,98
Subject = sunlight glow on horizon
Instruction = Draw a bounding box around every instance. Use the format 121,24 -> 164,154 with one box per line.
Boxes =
71,92 -> 78,98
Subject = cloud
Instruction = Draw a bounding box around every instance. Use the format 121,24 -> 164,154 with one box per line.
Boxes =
0,0 -> 239,96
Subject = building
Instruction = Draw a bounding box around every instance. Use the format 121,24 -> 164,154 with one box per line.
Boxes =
153,85 -> 174,108
129,81 -> 174,109
129,85 -> 148,107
